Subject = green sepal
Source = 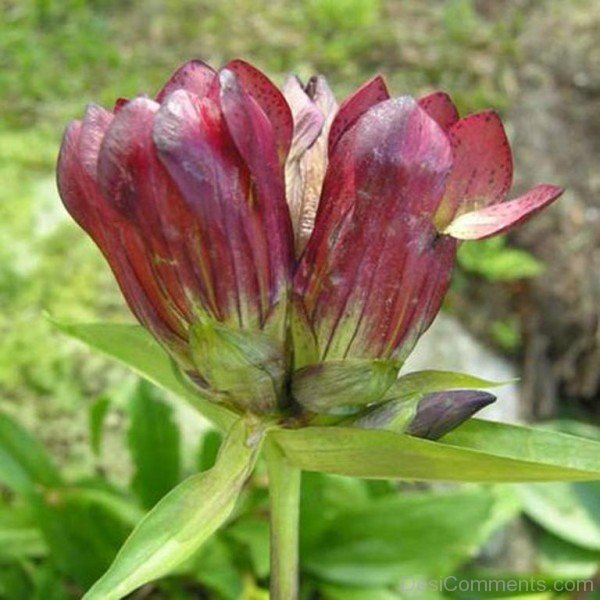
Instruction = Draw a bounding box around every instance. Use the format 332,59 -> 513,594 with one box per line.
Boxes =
190,320 -> 286,414
291,359 -> 399,415
352,394 -> 421,433
289,296 -> 319,370
382,369 -> 508,402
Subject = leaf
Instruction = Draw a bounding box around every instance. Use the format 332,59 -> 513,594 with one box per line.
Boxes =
197,429 -> 223,472
0,411 -> 62,494
300,472 -> 371,553
89,395 -> 111,457
188,536 -> 244,600
318,583 -> 402,600
386,369 -> 509,401
0,503 -> 47,562
537,532 -> 600,578
458,237 -> 544,281
128,380 -> 181,509
226,516 -> 271,578
83,418 -> 263,600
31,486 -> 141,588
519,482 -> 600,550
51,320 -> 236,430
303,487 -> 518,586
272,419 -> 600,482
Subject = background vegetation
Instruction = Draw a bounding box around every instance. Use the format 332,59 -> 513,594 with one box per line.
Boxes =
1,0 -> 598,598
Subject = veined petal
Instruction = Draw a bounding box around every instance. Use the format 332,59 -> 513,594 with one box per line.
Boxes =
218,70 -> 295,328
224,59 -> 294,163
154,88 -> 292,334
282,75 -> 325,160
435,110 -> 513,229
283,75 -> 337,255
418,91 -> 459,131
57,117 -> 191,364
156,59 -> 216,103
444,184 -> 564,240
328,74 -> 390,155
295,97 -> 453,361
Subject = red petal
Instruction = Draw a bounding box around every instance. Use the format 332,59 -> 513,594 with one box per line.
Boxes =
154,88 -> 292,329
295,97 -> 453,360
156,59 -> 216,103
224,59 -> 293,163
97,98 -> 198,327
418,91 -> 459,131
327,75 -> 390,155
444,184 -> 564,240
436,110 -> 513,228
57,117 -> 190,361
113,97 -> 129,113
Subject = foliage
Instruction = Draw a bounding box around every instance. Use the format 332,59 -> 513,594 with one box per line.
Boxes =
0,382 -> 512,598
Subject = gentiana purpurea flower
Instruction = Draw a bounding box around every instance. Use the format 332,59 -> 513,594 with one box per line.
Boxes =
57,59 -> 563,435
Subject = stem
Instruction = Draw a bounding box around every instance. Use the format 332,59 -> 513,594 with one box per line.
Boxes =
265,440 -> 301,600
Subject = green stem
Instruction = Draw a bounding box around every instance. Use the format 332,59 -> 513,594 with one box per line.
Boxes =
266,440 -> 301,600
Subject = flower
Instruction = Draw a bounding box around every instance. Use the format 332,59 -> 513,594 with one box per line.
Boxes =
57,59 -> 562,427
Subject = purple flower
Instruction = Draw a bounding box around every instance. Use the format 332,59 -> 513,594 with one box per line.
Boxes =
58,59 -> 562,421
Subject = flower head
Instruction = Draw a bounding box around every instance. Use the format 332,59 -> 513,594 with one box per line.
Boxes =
58,59 -> 562,428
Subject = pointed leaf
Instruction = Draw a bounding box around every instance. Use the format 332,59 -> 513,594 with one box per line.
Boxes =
0,412 -> 62,494
272,419 -> 600,482
303,487 -> 518,585
386,369 -> 509,400
89,395 -> 111,457
83,419 -> 263,600
128,381 -> 181,509
51,320 -> 236,430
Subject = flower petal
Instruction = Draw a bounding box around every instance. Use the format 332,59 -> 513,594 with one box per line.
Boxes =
57,115 -> 191,363
96,98 -> 198,329
418,91 -> 459,131
444,184 -> 564,240
296,97 -> 453,361
436,110 -> 513,228
282,75 -> 325,160
328,74 -> 390,155
156,59 -> 216,103
154,88 -> 292,334
406,390 -> 496,440
224,59 -> 294,163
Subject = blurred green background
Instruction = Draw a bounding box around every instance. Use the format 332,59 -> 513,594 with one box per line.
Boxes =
1,0 -> 599,598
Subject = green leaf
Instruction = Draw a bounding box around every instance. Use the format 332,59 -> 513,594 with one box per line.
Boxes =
197,429 -> 223,472
83,418 -> 263,600
128,380 -> 181,509
318,583 -> 402,600
386,369 -> 509,401
0,411 -> 62,494
226,516 -> 271,578
303,487 -> 518,586
0,503 -> 47,562
51,320 -> 236,431
458,237 -> 544,281
31,486 -> 141,588
537,532 -> 600,578
300,472 -> 371,553
272,419 -> 600,482
189,536 -> 244,600
519,482 -> 600,550
89,395 -> 111,457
